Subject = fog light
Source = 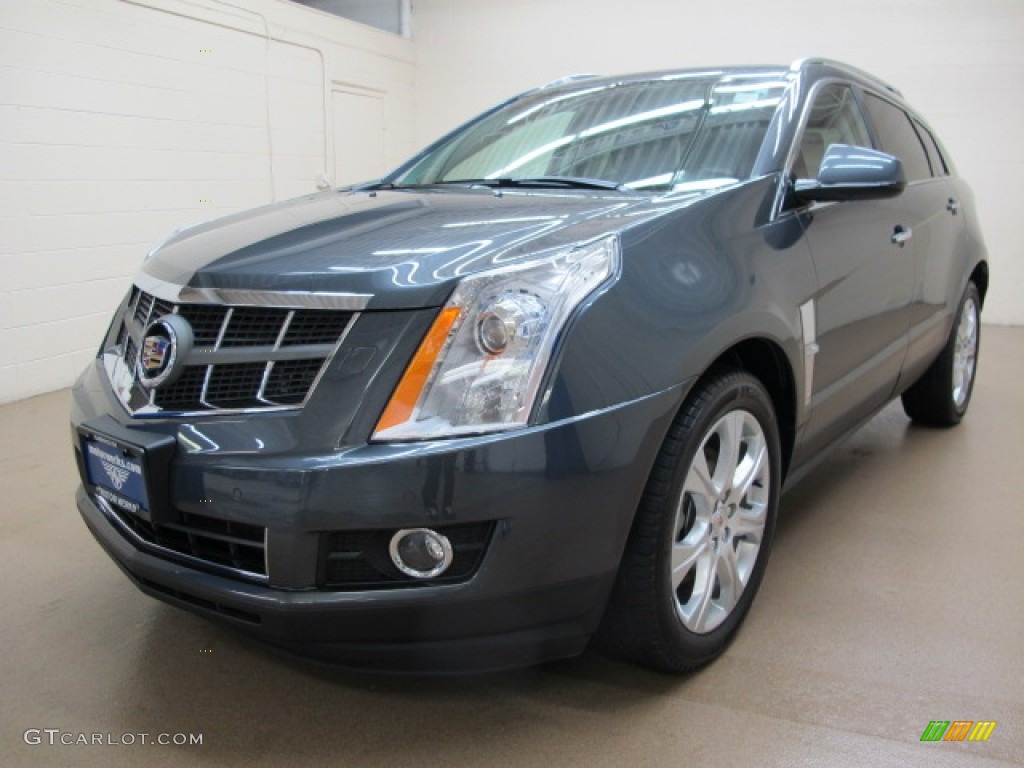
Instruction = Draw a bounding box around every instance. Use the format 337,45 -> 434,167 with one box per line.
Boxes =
389,528 -> 454,579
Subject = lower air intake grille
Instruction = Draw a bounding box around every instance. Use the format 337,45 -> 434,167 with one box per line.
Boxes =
108,502 -> 267,578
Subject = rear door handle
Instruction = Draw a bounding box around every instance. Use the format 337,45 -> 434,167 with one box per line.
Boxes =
947,197 -> 960,215
891,225 -> 913,247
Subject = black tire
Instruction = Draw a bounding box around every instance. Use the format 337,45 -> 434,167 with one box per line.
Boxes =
901,281 -> 981,427
597,370 -> 781,673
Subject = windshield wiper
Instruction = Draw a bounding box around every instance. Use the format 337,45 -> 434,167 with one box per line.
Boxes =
360,176 -> 629,193
437,176 -> 627,191
357,181 -> 422,191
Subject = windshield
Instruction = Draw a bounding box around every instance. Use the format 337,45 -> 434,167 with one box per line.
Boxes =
392,76 -> 788,192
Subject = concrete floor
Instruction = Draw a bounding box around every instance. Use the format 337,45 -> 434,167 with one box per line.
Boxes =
1,326 -> 1021,768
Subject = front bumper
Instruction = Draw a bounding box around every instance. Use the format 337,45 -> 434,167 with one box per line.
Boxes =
72,368 -> 685,671
79,487 -> 618,671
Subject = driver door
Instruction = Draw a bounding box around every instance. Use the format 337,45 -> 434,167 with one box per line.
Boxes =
789,83 -> 915,461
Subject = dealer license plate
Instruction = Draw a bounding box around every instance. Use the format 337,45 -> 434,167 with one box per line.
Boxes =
81,432 -> 151,514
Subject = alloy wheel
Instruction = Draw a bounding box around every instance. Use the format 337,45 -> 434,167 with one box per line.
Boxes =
952,296 -> 979,408
671,409 -> 771,634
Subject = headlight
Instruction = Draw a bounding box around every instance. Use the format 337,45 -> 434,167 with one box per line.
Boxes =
373,235 -> 620,441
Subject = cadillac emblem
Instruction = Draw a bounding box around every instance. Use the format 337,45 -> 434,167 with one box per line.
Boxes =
141,335 -> 170,371
136,314 -> 193,389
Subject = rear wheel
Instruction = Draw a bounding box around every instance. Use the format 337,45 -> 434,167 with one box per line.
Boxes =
901,281 -> 981,426
598,370 -> 781,672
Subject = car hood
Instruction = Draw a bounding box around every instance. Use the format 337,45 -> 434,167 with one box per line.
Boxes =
139,187 -> 698,309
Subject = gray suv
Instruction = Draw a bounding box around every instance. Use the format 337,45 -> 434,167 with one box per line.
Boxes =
71,58 -> 988,672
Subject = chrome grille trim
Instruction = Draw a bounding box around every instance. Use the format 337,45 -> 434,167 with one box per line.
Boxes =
257,311 -> 293,404
134,272 -> 372,311
214,307 -> 234,350
199,363 -> 215,409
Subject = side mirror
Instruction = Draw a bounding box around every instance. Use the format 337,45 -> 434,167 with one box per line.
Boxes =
793,144 -> 906,202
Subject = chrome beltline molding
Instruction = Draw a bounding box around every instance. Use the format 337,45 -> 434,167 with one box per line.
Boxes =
135,271 -> 373,311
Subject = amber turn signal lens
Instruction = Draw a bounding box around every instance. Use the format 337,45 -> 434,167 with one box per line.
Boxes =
374,307 -> 462,433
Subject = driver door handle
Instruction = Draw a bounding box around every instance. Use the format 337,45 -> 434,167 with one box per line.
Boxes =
891,225 -> 913,247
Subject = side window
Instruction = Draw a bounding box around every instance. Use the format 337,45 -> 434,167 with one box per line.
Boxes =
793,83 -> 871,179
862,92 -> 932,182
913,119 -> 949,176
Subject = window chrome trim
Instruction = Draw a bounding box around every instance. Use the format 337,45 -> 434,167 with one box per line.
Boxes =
134,272 -> 372,311
788,57 -> 902,97
780,77 -> 864,184
771,76 -> 863,222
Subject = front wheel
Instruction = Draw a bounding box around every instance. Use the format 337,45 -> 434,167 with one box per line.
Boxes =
598,370 -> 781,672
901,281 -> 981,426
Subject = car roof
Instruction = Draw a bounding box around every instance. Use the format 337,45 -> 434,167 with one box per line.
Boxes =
536,66 -> 791,93
535,58 -> 901,99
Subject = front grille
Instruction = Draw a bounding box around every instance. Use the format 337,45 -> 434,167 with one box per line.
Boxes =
105,286 -> 357,415
203,362 -> 267,406
281,311 -> 354,346
152,366 -> 208,409
220,307 -> 290,347
264,359 -> 325,404
133,291 -> 174,327
318,522 -> 495,589
185,304 -> 229,347
108,503 -> 267,578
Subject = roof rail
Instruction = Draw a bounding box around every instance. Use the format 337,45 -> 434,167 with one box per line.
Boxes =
789,57 -> 902,97
539,74 -> 603,89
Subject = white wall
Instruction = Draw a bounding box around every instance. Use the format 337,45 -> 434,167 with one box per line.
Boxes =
413,0 -> 1023,327
1,0 -> 1019,405
0,0 -> 415,403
